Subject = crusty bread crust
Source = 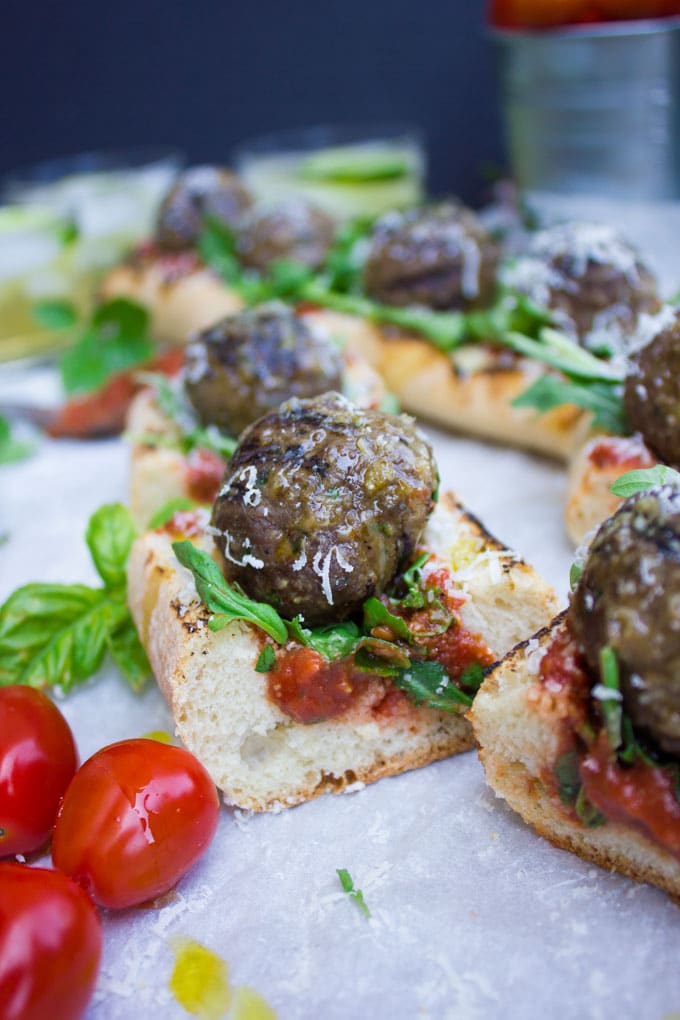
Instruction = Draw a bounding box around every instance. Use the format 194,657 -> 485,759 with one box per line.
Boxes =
303,310 -> 589,461
101,262 -> 244,344
126,351 -> 387,529
564,434 -> 657,545
469,617 -> 680,898
128,493 -> 558,811
101,255 -> 589,460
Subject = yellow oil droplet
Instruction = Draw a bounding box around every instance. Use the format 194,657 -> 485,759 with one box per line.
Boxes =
169,938 -> 231,1019
143,730 -> 174,744
231,986 -> 278,1020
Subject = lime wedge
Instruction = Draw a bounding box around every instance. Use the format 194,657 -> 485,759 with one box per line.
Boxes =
297,145 -> 411,183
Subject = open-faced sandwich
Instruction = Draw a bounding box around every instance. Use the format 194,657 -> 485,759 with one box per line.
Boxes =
127,302 -> 386,528
470,483 -> 680,898
565,305 -> 680,544
128,392 -> 558,811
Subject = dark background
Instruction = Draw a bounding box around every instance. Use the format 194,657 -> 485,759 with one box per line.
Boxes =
2,1 -> 504,204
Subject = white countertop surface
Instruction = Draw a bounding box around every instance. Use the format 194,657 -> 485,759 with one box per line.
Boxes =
2,402 -> 679,1020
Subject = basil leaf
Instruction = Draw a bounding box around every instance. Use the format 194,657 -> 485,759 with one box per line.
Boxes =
597,646 -> 623,751
287,617 -> 361,660
85,503 -> 137,591
575,786 -> 606,828
569,561 -> 583,590
172,540 -> 288,644
353,638 -> 412,676
336,868 -> 371,919
31,299 -> 78,330
363,597 -> 411,642
554,750 -> 582,806
391,659 -> 472,712
610,465 -> 680,499
60,298 -> 154,396
0,416 -> 35,465
393,552 -> 429,609
148,498 -> 199,529
197,217 -> 243,287
0,583 -> 110,690
505,327 -> 624,384
255,645 -> 276,673
107,615 -> 150,693
460,662 -> 485,693
512,374 -> 627,435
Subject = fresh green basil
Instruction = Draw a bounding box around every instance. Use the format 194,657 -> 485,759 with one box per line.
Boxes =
336,868 -> 371,919
513,374 -> 627,435
610,465 -> 680,499
0,416 -> 35,465
255,644 -> 277,673
554,750 -> 582,806
0,503 -> 149,693
172,540 -> 288,643
597,646 -> 624,751
60,298 -> 154,395
287,617 -> 361,660
31,299 -> 78,330
362,597 -> 412,642
390,659 -> 473,711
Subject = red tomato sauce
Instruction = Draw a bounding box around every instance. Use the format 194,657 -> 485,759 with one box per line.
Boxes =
160,510 -> 207,540
541,625 -> 680,860
186,448 -> 227,503
587,435 -> 655,472
267,560 -> 495,724
581,734 -> 680,861
48,348 -> 185,439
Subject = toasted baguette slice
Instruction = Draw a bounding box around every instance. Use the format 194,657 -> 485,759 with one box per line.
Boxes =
126,351 -> 387,529
469,616 -> 680,897
303,310 -> 589,461
101,258 -> 244,344
564,434 -> 657,545
102,251 -> 589,460
128,493 -> 558,811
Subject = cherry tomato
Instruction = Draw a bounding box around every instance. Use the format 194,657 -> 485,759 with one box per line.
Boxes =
0,686 -> 78,857
52,738 -> 220,909
0,862 -> 102,1020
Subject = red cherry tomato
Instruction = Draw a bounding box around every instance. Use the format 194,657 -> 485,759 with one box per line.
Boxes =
0,863 -> 102,1020
52,738 -> 220,909
0,686 -> 78,857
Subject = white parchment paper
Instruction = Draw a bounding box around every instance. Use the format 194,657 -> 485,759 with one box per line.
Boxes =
2,416 -> 679,1020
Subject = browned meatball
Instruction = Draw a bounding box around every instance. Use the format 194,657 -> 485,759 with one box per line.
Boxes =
569,487 -> 680,756
156,166 -> 252,250
211,393 -> 438,625
363,202 -> 499,310
505,222 -> 659,350
184,303 -> 343,435
624,308 -> 680,468
237,199 -> 335,272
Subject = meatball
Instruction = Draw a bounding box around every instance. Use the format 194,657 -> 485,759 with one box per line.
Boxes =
624,307 -> 680,468
156,166 -> 252,250
210,393 -> 437,625
237,199 -> 335,272
363,202 -> 499,310
504,222 -> 659,350
569,486 -> 680,756
184,303 -> 344,435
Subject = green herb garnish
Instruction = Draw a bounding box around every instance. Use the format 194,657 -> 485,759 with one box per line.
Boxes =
0,416 -> 35,465
597,646 -> 624,751
172,541 -> 288,643
148,498 -> 199,529
31,299 -> 78,330
569,561 -> 583,590
140,375 -> 238,461
60,298 -> 154,396
0,504 -> 149,693
287,617 -> 361,660
255,645 -> 277,673
575,786 -> 606,828
610,465 -> 680,499
336,868 -> 371,919
513,375 -> 627,435
390,660 -> 473,711
554,750 -> 582,806
362,597 -> 412,642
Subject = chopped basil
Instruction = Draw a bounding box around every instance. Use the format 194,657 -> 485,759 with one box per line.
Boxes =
575,786 -> 606,828
610,465 -> 680,499
363,597 -> 412,642
287,617 -> 361,660
60,298 -> 154,396
597,646 -> 623,751
390,660 -> 472,712
392,552 -> 429,609
459,662 -> 485,694
554,750 -> 582,806
336,868 -> 371,919
255,645 -> 276,673
148,498 -> 199,529
172,541 -> 288,644
513,374 -> 627,436
31,299 -> 78,330
569,561 -> 583,591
